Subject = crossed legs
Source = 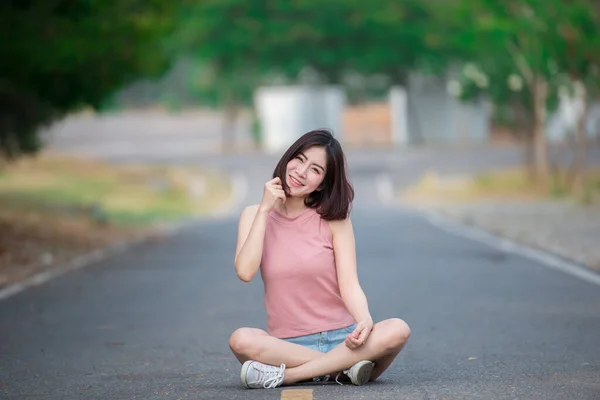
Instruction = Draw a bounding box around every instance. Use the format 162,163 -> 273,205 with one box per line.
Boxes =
229,318 -> 410,385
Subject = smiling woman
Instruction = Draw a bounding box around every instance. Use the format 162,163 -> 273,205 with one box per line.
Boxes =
270,130 -> 354,221
229,129 -> 411,389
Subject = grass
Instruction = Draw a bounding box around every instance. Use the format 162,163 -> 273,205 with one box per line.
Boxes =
0,152 -> 233,286
0,152 -> 237,288
401,167 -> 600,205
473,167 -> 600,203
0,152 -> 232,227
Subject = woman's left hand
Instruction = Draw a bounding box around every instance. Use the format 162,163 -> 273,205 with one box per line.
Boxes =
345,318 -> 374,350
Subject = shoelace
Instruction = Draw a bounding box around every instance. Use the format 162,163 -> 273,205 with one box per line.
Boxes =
334,369 -> 350,386
258,363 -> 286,389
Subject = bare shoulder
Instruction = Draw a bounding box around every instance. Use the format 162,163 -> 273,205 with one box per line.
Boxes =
236,204 -> 261,243
239,204 -> 260,222
242,204 -> 260,215
327,217 -> 353,236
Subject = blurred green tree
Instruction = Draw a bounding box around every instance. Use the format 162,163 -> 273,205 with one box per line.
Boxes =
177,0 -> 435,97
5,0 -> 598,169
0,0 -> 181,161
550,0 -> 600,196
175,0 -> 436,146
433,0 -> 600,190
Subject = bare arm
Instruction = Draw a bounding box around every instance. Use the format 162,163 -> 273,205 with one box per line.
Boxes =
234,205 -> 269,282
330,217 -> 374,349
330,218 -> 372,324
234,177 -> 286,282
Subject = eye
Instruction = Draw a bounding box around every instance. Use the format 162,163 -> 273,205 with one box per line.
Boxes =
311,167 -> 320,174
296,156 -> 303,162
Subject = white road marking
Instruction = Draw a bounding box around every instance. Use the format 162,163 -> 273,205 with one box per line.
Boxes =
211,170 -> 248,217
425,210 -> 600,287
0,170 -> 250,302
375,173 -> 395,204
0,245 -> 134,301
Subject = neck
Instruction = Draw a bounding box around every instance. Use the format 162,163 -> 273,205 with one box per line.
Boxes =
278,197 -> 308,216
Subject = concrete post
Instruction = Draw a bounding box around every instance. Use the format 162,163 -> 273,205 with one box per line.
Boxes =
389,86 -> 409,146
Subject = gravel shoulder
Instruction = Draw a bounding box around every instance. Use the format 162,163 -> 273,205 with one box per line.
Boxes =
397,196 -> 600,272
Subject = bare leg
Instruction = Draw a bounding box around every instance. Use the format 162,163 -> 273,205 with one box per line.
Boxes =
370,343 -> 406,381
282,318 -> 410,385
229,327 -> 324,367
229,318 -> 410,384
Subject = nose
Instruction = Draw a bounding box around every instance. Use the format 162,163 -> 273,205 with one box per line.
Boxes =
297,164 -> 308,177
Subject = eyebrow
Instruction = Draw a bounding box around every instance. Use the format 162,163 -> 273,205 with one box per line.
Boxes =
298,152 -> 325,171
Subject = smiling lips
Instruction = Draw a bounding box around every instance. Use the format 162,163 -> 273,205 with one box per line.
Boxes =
289,175 -> 304,187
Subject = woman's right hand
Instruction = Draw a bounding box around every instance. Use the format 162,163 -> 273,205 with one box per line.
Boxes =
259,177 -> 286,213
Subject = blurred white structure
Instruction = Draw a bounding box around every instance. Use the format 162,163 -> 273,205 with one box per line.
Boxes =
404,73 -> 491,145
255,73 -> 496,151
254,86 -> 345,153
546,84 -> 600,142
389,86 -> 409,146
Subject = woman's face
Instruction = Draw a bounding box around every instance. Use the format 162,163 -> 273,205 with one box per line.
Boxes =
285,145 -> 327,198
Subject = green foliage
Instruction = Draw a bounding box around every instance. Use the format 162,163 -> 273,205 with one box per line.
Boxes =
551,0 -> 600,94
3,0 -> 599,161
437,0 -> 600,117
0,0 -> 182,160
175,0 -> 435,108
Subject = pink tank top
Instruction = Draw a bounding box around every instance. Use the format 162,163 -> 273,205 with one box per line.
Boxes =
260,207 -> 355,338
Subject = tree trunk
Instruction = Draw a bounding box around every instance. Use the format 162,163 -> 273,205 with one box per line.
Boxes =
0,116 -> 16,161
220,84 -> 239,153
531,77 -> 549,190
524,131 -> 535,181
568,81 -> 589,194
221,103 -> 238,153
512,101 -> 536,180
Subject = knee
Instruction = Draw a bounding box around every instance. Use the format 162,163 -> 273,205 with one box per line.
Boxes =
380,318 -> 411,350
229,328 -> 260,358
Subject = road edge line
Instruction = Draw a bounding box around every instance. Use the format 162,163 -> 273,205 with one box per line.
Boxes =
418,207 -> 600,287
0,170 -> 248,302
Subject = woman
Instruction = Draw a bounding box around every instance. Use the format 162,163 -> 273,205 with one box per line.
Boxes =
229,129 -> 410,389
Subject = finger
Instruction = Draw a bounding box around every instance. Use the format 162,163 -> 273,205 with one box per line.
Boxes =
351,328 -> 368,346
357,329 -> 370,344
350,335 -> 362,346
272,191 -> 285,201
271,189 -> 284,198
346,333 -> 361,346
345,337 -> 358,349
271,177 -> 281,184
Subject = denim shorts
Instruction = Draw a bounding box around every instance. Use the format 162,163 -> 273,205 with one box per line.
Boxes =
283,323 -> 357,353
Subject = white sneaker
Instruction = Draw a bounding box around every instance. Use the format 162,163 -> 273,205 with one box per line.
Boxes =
336,360 -> 375,386
240,360 -> 286,389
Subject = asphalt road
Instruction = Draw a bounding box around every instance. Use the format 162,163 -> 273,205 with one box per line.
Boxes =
1,159 -> 600,399
2,114 -> 599,398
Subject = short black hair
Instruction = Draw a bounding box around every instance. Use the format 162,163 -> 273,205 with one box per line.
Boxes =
272,129 -> 354,220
